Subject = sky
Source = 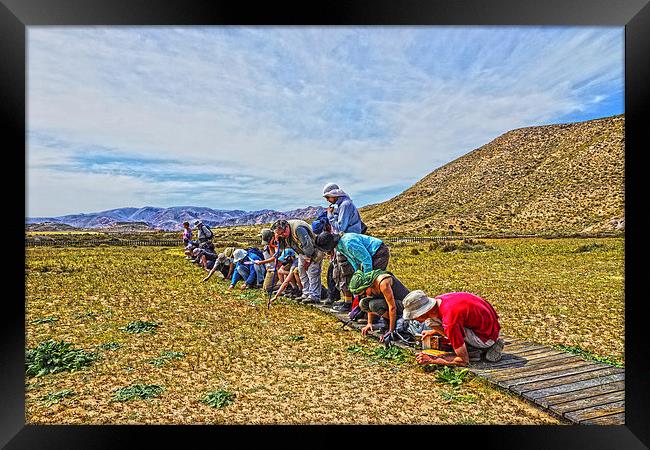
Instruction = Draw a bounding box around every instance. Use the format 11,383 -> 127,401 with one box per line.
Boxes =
27,26 -> 624,217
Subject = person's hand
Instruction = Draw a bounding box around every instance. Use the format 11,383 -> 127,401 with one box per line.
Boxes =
422,329 -> 442,338
201,276 -> 209,283
228,285 -> 234,290
361,324 -> 373,336
380,331 -> 394,344
415,352 -> 441,365
240,284 -> 248,290
254,260 -> 262,266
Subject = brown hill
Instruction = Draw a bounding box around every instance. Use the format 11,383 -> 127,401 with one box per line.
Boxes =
361,115 -> 624,235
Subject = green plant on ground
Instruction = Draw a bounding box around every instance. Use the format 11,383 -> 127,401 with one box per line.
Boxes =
31,316 -> 59,324
98,342 -> 121,351
200,389 -> 235,409
347,344 -> 410,365
554,344 -> 624,367
574,242 -> 606,253
440,389 -> 476,403
148,351 -> 186,366
434,366 -> 471,386
111,384 -> 164,402
25,340 -> 96,377
38,389 -> 75,407
287,335 -> 305,341
120,320 -> 159,334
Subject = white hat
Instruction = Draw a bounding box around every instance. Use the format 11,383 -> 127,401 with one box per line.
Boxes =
322,182 -> 348,198
233,249 -> 247,263
402,290 -> 437,320
192,248 -> 201,256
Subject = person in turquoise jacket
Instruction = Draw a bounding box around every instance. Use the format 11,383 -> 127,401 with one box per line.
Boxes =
315,232 -> 390,273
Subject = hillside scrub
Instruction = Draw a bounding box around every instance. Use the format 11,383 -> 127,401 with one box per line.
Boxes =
24,240 -> 624,424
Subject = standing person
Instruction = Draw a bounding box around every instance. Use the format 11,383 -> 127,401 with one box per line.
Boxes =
181,221 -> 193,246
194,219 -> 215,251
311,214 -> 340,306
402,290 -> 504,366
321,183 -> 366,312
271,219 -> 324,304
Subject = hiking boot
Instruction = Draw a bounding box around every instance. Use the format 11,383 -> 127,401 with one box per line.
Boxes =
302,297 -> 320,304
485,338 -> 505,362
330,301 -> 346,309
332,302 -> 352,313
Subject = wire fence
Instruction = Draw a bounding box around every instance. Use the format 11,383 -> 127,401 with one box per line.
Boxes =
25,232 -> 604,248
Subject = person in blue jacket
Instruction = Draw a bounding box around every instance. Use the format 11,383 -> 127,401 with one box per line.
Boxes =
229,249 -> 265,290
321,183 -> 365,312
315,231 -> 390,274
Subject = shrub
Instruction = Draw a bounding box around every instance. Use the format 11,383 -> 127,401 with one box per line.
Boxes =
120,320 -> 159,334
25,340 -> 96,377
31,316 -> 59,324
410,248 -> 421,256
148,351 -> 186,366
201,389 -> 235,408
434,366 -> 471,386
38,389 -> 75,407
574,243 -> 606,253
111,384 -> 164,402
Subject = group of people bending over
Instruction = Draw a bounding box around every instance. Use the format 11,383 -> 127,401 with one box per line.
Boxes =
180,183 -> 504,367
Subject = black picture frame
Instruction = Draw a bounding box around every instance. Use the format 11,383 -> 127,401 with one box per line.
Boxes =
2,0 -> 648,448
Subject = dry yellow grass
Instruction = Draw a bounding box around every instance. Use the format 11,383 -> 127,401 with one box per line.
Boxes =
25,245 -> 565,425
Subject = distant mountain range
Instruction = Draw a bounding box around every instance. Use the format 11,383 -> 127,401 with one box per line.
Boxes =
27,206 -> 326,231
361,115 -> 625,235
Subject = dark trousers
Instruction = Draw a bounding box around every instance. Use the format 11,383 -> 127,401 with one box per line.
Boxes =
371,243 -> 390,271
327,262 -> 341,301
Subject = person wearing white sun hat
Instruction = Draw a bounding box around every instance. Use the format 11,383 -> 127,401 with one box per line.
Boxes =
228,249 -> 264,291
402,290 -> 504,367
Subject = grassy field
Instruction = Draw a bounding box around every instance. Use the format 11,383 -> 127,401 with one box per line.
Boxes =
24,237 -> 623,424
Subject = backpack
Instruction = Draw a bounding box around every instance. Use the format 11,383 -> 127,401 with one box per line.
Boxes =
246,247 -> 264,260
198,224 -> 213,240
360,220 -> 368,235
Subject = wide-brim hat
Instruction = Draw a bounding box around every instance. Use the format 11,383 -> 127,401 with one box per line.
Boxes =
233,249 -> 247,262
402,290 -> 437,320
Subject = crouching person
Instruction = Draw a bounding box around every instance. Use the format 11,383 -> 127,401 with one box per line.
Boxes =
402,290 -> 504,366
349,269 -> 411,344
229,249 -> 265,290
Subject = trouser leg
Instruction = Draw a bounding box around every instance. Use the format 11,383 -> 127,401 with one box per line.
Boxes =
371,243 -> 390,271
327,262 -> 340,301
307,259 -> 322,299
298,255 -> 310,296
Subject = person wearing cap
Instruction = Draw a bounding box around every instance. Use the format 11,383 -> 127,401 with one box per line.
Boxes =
194,219 -> 215,251
321,183 -> 365,312
194,246 -> 218,272
271,219 -> 324,304
254,228 -> 281,294
229,248 -> 264,290
402,290 -> 504,366
202,251 -> 232,281
184,240 -> 199,260
349,269 -> 411,342
267,249 -> 303,305
311,215 -> 340,306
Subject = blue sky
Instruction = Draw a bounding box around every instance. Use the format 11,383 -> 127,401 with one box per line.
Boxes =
27,26 -> 624,217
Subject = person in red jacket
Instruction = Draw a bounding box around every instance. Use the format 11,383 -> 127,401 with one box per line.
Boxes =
402,290 -> 504,366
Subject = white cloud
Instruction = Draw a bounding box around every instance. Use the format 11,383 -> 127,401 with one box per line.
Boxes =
27,26 -> 624,216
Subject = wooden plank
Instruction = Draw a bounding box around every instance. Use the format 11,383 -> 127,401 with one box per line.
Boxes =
549,390 -> 625,415
539,381 -> 625,407
493,361 -> 602,385
565,400 -> 625,423
489,357 -> 593,380
473,351 -> 577,373
524,372 -> 625,400
581,412 -> 625,425
514,367 -> 622,394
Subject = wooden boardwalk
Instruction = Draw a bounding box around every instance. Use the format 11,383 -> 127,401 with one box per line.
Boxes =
308,302 -> 625,425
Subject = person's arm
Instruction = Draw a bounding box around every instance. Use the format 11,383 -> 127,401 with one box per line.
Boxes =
256,256 -> 274,265
361,311 -> 376,335
227,262 -> 234,280
230,264 -> 241,288
295,226 -> 315,257
345,238 -> 373,273
202,263 -> 218,282
243,260 -> 256,287
336,201 -> 351,232
415,344 -> 469,367
378,279 -> 397,338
